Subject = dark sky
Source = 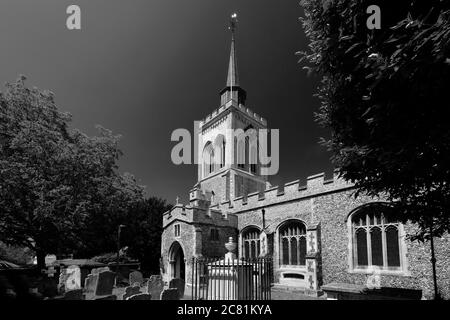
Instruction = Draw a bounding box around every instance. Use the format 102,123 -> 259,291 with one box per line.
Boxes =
0,0 -> 333,204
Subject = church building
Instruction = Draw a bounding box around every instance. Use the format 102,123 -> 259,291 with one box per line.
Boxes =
160,17 -> 450,300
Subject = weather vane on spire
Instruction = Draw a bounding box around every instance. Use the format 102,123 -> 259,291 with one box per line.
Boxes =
229,13 -> 238,34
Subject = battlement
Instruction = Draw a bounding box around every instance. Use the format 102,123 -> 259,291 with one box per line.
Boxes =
163,203 -> 238,229
199,100 -> 267,129
229,169 -> 354,212
189,187 -> 213,205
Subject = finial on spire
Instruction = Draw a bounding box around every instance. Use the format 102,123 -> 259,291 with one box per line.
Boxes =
229,13 -> 238,35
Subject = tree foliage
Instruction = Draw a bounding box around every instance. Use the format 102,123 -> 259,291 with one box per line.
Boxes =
121,197 -> 171,275
0,76 -> 145,268
299,0 -> 450,239
0,242 -> 34,266
76,196 -> 171,275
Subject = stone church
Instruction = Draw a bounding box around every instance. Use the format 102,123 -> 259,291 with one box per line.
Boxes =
161,20 -> 450,299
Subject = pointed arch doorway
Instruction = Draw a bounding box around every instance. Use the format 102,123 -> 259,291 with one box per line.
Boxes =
169,241 -> 185,281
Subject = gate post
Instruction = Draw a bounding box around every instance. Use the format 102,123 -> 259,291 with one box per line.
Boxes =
305,222 -> 322,297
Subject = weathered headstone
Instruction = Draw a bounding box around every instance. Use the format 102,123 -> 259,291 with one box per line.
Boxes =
29,287 -> 43,299
122,285 -> 141,300
84,274 -> 98,295
128,293 -> 151,300
160,288 -> 179,300
92,266 -> 110,274
169,278 -> 185,299
58,268 -> 69,293
129,271 -> 144,286
65,265 -> 81,290
147,275 -> 164,300
64,289 -> 83,300
95,270 -> 116,296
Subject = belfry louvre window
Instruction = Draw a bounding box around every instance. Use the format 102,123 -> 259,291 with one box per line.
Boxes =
220,141 -> 225,168
352,206 -> 402,269
242,228 -> 260,259
203,142 -> 215,177
279,221 -> 306,266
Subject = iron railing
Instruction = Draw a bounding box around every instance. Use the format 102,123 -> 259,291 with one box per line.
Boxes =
191,257 -> 272,300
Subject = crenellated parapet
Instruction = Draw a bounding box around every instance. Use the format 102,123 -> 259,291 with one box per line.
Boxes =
228,170 -> 354,213
199,100 -> 267,130
189,187 -> 214,207
163,203 -> 238,230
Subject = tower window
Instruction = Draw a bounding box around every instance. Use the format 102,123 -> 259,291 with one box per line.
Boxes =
215,135 -> 226,169
237,137 -> 245,169
250,144 -> 257,173
221,140 -> 226,168
203,142 -> 215,177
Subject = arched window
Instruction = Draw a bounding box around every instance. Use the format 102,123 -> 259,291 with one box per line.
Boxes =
236,137 -> 245,169
250,144 -> 257,174
242,227 -> 260,259
245,136 -> 250,170
279,221 -> 306,267
214,135 -> 226,170
235,127 -> 257,171
351,204 -> 402,270
209,150 -> 214,174
202,142 -> 215,177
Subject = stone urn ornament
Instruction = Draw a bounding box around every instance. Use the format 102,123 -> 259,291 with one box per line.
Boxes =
224,237 -> 237,262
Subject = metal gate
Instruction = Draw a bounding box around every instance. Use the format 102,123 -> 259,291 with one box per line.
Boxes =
191,257 -> 272,300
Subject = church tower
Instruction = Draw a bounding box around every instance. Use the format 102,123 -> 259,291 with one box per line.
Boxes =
191,14 -> 268,206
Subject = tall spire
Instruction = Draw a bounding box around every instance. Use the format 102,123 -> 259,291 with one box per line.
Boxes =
226,13 -> 239,87
220,13 -> 246,106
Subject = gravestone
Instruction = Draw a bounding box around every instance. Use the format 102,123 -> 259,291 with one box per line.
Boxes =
43,266 -> 57,278
169,278 -> 185,299
65,265 -> 81,290
84,274 -> 98,295
29,287 -> 43,299
92,266 -> 110,274
94,294 -> 117,300
147,275 -> 164,300
160,288 -> 179,300
95,270 -> 116,296
58,268 -> 69,293
129,271 -> 144,286
64,289 -> 83,300
122,285 -> 141,300
128,293 -> 151,300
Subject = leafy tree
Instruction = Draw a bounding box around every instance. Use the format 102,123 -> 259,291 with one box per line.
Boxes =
76,196 -> 171,276
0,242 -> 34,266
299,0 -> 450,240
0,76 -> 145,269
120,197 -> 171,275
